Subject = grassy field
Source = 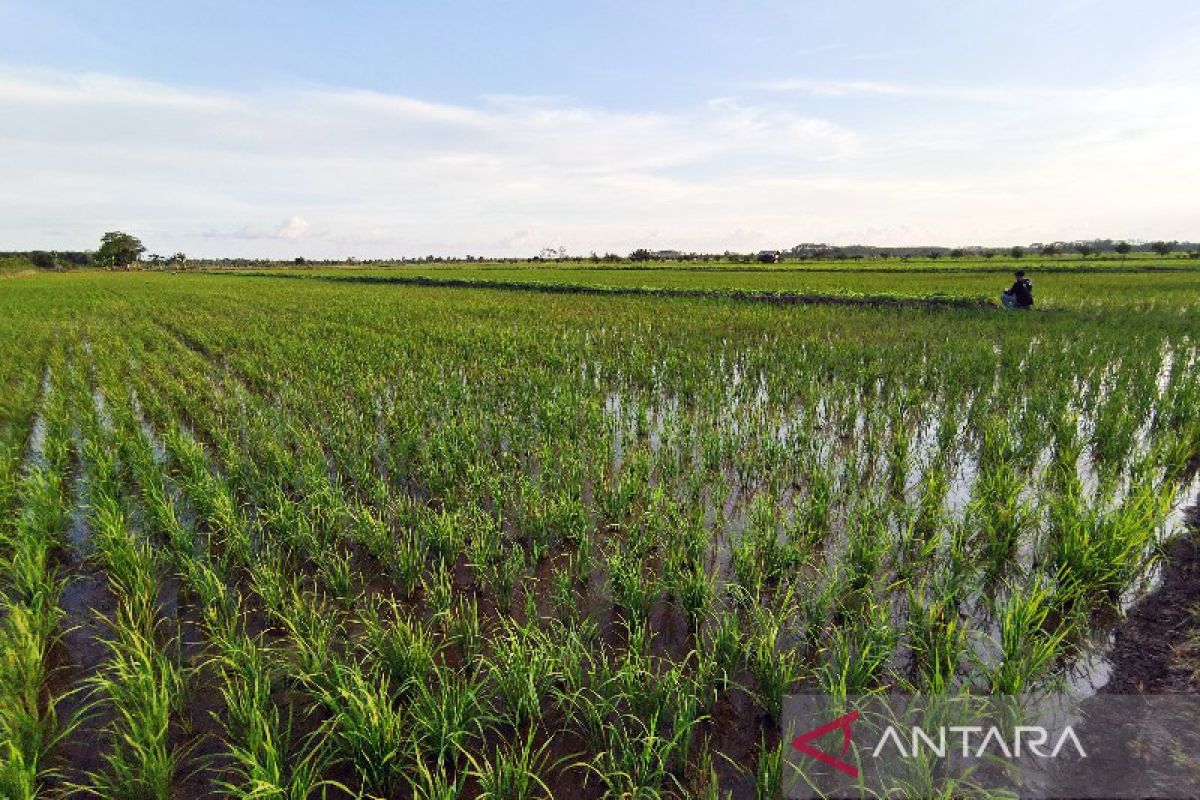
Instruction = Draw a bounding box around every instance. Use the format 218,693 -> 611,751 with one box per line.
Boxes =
236,257 -> 1200,311
1,268 -> 1198,797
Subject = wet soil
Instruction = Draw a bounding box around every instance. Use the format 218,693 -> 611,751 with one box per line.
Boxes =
1045,505 -> 1200,799
1096,508 -> 1200,694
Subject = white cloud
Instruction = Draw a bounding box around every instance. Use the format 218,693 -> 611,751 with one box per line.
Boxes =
0,63 -> 1197,256
275,216 -> 309,239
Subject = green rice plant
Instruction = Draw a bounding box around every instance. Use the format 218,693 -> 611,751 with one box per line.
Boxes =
423,563 -> 454,627
0,599 -> 77,799
315,662 -> 409,795
549,563 -> 578,625
526,490 -> 588,563
81,611 -> 188,800
488,545 -> 525,612
608,547 -> 655,622
887,417 -> 913,497
89,496 -> 160,635
729,531 -> 763,593
1091,401 -> 1142,492
409,664 -> 488,769
390,528 -> 426,598
0,371 -> 76,799
968,461 -> 1033,583
217,658 -> 339,800
1043,477 -> 1172,608
522,576 -> 541,625
585,709 -> 691,799
0,542 -> 62,642
484,618 -> 559,728
754,737 -> 783,800
411,757 -> 466,800
315,548 -> 359,609
465,726 -> 557,800
914,463 -> 950,539
448,595 -> 484,666
672,558 -> 715,633
701,608 -> 743,692
815,599 -> 897,698
267,579 -> 340,684
745,595 -> 806,718
906,585 -> 967,693
690,738 -> 730,800
729,493 -> 805,589
360,599 -> 438,691
422,507 -> 465,569
843,503 -> 889,594
546,619 -> 601,722
465,512 -> 502,576
1047,410 -> 1084,496
986,577 -> 1070,695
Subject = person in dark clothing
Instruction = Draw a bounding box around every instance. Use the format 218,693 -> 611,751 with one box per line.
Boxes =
1001,270 -> 1034,309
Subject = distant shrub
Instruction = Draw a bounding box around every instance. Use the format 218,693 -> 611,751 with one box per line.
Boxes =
30,251 -> 56,270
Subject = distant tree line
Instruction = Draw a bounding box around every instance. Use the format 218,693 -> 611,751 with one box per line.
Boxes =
5,234 -> 1198,271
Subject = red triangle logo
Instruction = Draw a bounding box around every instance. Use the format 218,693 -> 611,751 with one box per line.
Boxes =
791,709 -> 860,778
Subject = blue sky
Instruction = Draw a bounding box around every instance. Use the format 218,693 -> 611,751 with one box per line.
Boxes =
2,1 -> 1198,257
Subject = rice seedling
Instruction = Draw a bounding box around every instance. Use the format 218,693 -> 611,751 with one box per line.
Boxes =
487,545 -> 525,613
218,672 -> 338,800
672,559 -> 715,633
448,595 -> 484,666
754,737 -> 783,800
0,263 -> 1195,795
816,598 -> 898,698
315,662 -> 409,795
745,593 -> 806,718
585,710 -> 692,799
364,597 -> 446,690
81,610 -> 189,800
423,563 -> 455,627
701,608 -> 743,693
986,577 -> 1071,695
465,727 -> 557,800
483,619 -> 557,728
409,664 -> 489,770
411,757 -> 467,800
0,599 -> 75,798
315,549 -> 359,609
906,583 -> 968,693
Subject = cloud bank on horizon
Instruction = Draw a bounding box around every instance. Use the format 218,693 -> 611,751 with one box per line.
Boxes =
1,0 -> 1197,258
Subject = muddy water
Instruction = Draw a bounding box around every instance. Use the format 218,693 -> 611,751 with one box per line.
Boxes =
596,353 -> 1200,698
22,365 -> 53,472
48,450 -> 117,788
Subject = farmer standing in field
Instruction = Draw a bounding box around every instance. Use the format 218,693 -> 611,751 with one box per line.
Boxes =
1001,270 -> 1034,309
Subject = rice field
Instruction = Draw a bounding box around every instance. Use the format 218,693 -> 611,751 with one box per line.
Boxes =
1,267 -> 1198,798
238,257 -> 1200,311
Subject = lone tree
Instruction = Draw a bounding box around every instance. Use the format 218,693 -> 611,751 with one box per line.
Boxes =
1150,240 -> 1175,257
1114,241 -> 1132,261
1010,246 -> 1025,259
97,231 -> 145,269
1074,243 -> 1093,257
